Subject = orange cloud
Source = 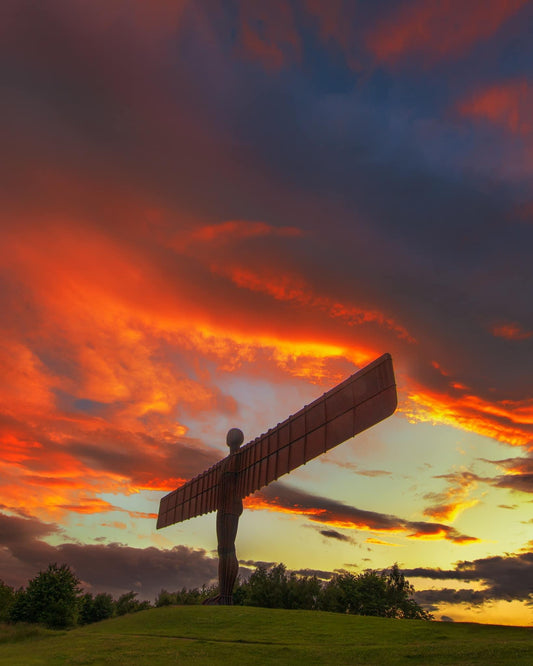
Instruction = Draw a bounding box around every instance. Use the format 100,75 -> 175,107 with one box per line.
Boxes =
367,0 -> 527,65
247,482 -> 478,544
458,80 -> 533,135
405,525 -> 477,544
191,220 -> 303,243
0,186 -> 529,533
365,537 -> 401,547
423,470 -> 481,522
100,521 -> 127,530
424,499 -> 479,523
215,264 -> 416,343
404,387 -> 533,448
0,218 -> 381,520
58,498 -> 157,520
492,322 -> 533,340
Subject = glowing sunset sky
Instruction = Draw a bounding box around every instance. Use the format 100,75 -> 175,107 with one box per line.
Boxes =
1,0 -> 532,625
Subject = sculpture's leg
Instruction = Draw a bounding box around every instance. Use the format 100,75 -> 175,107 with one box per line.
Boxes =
216,511 -> 239,604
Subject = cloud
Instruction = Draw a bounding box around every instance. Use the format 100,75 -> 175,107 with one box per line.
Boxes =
423,471 -> 481,522
2,0 -> 532,517
235,0 -> 301,70
406,550 -> 533,605
365,538 -> 401,547
319,529 -> 353,543
293,567 -> 333,580
482,456 -> 533,495
492,322 -> 533,341
188,221 -> 303,245
239,559 -> 334,581
414,587 -> 488,605
0,407 -> 224,520
323,458 -> 392,478
404,388 -> 533,449
0,511 -> 220,599
493,474 -> 533,494
247,482 -> 478,544
458,80 -> 533,136
366,0 -> 528,65
215,263 -> 415,343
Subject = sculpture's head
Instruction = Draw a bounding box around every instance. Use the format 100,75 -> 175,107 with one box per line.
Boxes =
226,427 -> 244,453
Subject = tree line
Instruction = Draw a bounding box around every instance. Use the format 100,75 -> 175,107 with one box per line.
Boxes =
0,561 -> 431,629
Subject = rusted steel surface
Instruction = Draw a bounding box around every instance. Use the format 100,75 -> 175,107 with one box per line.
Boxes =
157,353 -> 397,529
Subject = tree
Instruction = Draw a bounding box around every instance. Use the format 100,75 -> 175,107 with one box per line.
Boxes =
8,588 -> 32,624
243,564 -> 321,610
79,592 -> 115,625
320,564 -> 432,619
286,572 -> 321,610
0,581 -> 15,622
320,571 -> 366,614
115,591 -> 151,616
246,563 -> 287,608
155,589 -> 177,607
9,564 -> 82,628
384,563 -> 432,619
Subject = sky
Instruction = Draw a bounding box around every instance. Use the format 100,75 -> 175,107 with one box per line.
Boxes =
1,0 -> 532,626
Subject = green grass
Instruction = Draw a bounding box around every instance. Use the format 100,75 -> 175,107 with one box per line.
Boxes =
0,623 -> 58,645
0,607 -> 531,665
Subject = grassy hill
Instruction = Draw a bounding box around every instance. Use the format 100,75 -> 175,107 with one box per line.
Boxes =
0,606 -> 531,665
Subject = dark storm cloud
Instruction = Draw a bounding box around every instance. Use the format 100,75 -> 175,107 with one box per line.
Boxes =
254,482 -> 478,544
0,512 -> 220,599
493,474 -> 533,494
0,512 -> 67,582
414,588 -> 488,606
238,559 -> 276,569
57,542 -> 219,600
0,512 -> 59,548
406,551 -> 533,605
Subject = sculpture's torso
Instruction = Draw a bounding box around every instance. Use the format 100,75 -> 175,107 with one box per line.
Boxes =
218,452 -> 243,516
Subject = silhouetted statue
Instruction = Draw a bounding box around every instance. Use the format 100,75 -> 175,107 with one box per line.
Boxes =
157,354 -> 398,605
204,428 -> 244,605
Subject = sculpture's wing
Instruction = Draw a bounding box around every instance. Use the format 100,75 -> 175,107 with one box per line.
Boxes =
157,353 -> 397,529
156,459 -> 224,529
236,353 -> 397,499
